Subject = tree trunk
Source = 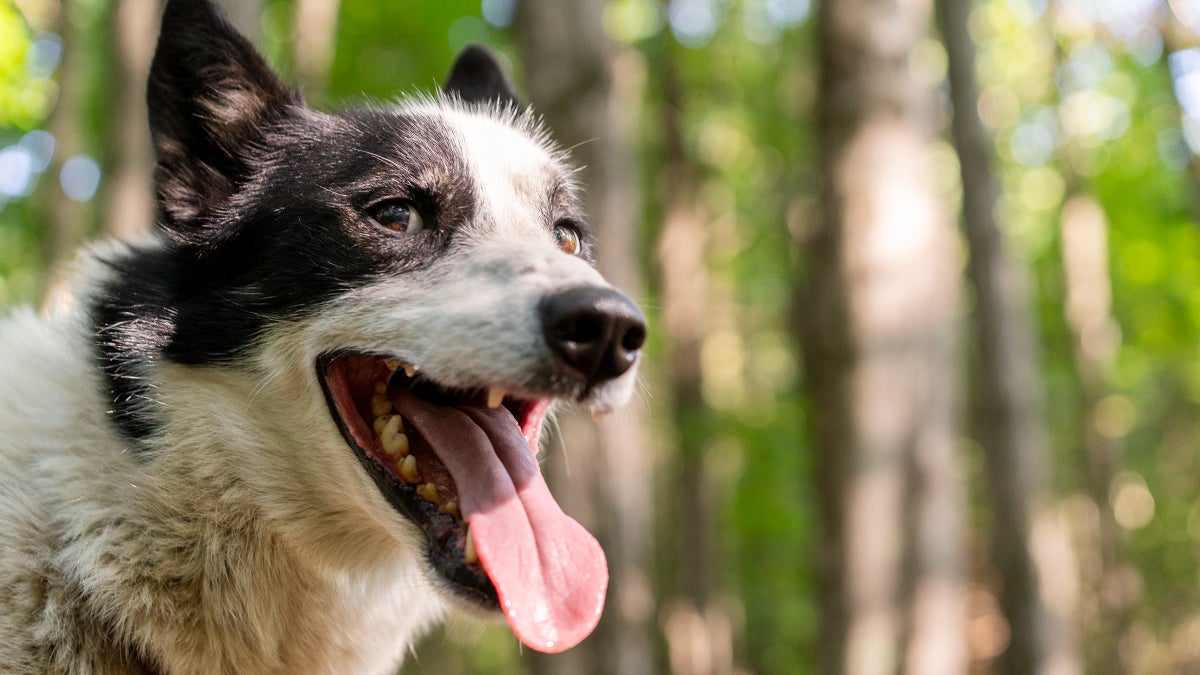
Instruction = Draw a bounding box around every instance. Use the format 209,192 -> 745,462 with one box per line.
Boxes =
38,0 -> 94,306
653,36 -> 728,675
293,0 -> 341,104
103,0 -> 158,243
513,2 -> 656,674
936,0 -> 1080,673
1059,194 -> 1133,675
802,0 -> 967,672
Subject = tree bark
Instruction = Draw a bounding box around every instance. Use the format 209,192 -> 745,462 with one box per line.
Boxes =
802,0 -> 967,672
936,0 -> 1080,673
514,2 -> 656,674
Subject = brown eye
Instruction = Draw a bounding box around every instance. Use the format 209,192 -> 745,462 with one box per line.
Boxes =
554,223 -> 583,256
370,202 -> 425,233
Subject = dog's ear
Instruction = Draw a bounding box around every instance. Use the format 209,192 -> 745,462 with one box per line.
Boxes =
147,0 -> 300,240
443,45 -> 522,108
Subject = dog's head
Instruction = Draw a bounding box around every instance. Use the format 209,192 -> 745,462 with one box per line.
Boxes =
118,0 -> 645,653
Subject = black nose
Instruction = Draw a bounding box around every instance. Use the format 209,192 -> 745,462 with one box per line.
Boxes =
540,286 -> 647,387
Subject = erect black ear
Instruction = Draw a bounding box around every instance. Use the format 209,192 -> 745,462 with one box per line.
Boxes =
147,0 -> 300,240
443,45 -> 522,108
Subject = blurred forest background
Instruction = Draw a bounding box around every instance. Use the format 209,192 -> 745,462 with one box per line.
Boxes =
4,0 -> 1200,673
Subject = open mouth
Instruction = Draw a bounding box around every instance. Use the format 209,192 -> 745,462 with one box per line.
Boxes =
317,352 -> 607,653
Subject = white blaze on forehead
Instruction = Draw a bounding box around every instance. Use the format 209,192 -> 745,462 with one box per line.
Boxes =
440,107 -> 566,241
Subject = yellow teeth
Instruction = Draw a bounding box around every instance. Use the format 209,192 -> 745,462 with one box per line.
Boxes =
417,482 -> 440,503
439,500 -> 460,519
379,418 -> 409,456
383,359 -> 417,378
382,413 -> 404,435
373,413 -> 402,435
374,381 -> 387,395
398,455 -> 420,484
371,393 -> 392,417
465,524 -> 478,564
486,388 -> 505,409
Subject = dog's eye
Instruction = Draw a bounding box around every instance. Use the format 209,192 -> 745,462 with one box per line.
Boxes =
370,202 -> 426,234
554,223 -> 583,257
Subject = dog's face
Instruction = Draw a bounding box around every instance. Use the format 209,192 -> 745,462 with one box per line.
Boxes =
110,0 -> 644,654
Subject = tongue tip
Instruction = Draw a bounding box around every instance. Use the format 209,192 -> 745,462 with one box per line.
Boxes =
471,512 -> 609,654
506,561 -> 608,653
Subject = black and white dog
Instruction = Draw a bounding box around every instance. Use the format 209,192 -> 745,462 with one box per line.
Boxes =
0,1 -> 645,672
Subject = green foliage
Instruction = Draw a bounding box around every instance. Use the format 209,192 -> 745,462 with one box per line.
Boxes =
328,0 -> 509,105
0,4 -> 54,130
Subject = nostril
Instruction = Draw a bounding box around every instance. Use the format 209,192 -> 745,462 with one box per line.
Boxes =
620,323 -> 646,353
555,314 -> 604,346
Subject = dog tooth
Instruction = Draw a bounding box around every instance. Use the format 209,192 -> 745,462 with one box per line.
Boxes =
465,525 -> 478,564
380,422 -> 409,456
384,358 -> 401,371
486,388 -> 505,409
398,455 -> 420,484
403,363 -> 418,378
374,381 -> 387,395
439,501 -> 460,519
371,394 -> 392,417
373,413 -> 404,435
592,409 -> 604,423
417,483 -> 440,503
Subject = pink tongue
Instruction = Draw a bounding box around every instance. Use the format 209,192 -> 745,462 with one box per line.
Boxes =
390,391 -> 607,653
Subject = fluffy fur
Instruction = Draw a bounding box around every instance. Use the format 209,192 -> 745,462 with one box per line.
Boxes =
0,2 -> 642,673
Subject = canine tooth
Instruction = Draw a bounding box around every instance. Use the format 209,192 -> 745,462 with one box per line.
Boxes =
439,501 -> 460,519
403,363 -> 418,378
465,525 -> 478,564
486,388 -> 505,409
371,394 -> 392,417
398,455 -> 420,484
384,358 -> 401,371
417,482 -> 440,503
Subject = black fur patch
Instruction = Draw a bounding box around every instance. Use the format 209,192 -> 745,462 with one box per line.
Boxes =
94,108 -> 479,441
